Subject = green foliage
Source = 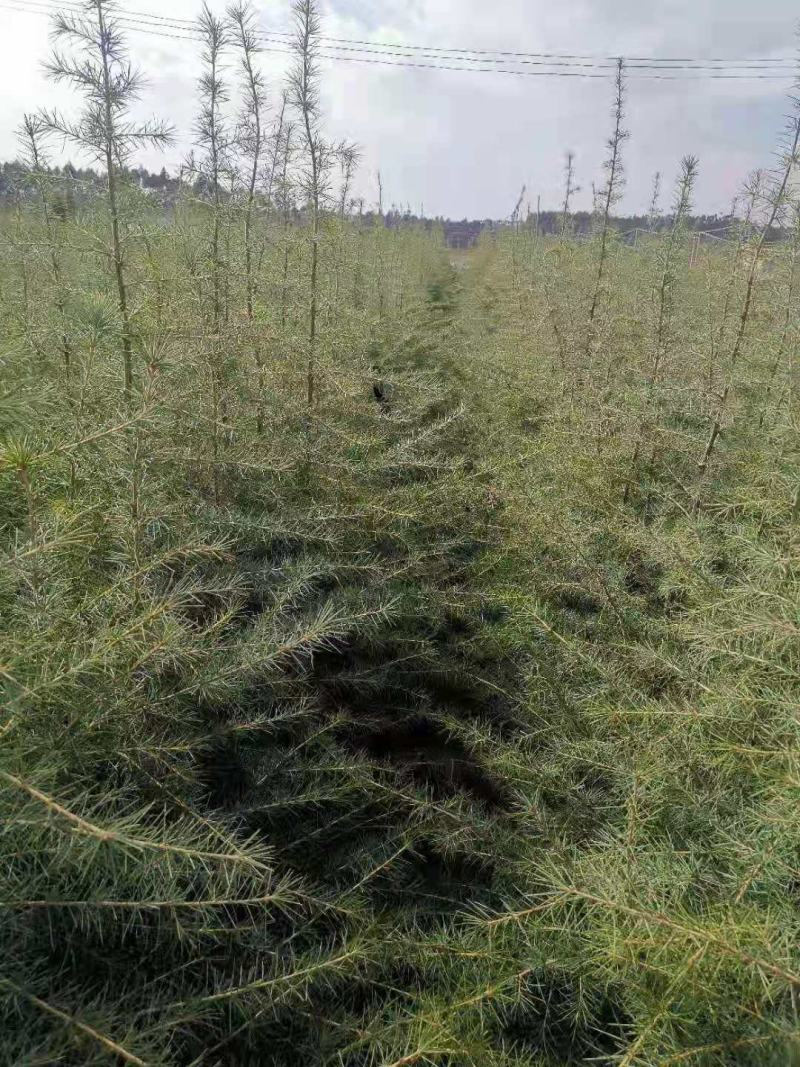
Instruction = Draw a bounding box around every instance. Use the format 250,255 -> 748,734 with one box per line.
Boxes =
1,6 -> 800,1066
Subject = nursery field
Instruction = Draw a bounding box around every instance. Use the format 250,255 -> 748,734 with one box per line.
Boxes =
1,2 -> 799,1065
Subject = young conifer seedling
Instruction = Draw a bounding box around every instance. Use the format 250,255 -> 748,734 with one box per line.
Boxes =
694,110 -> 800,511
229,0 -> 269,433
289,0 -> 329,407
624,155 -> 699,505
586,58 -> 629,361
41,0 -> 172,402
18,115 -> 72,375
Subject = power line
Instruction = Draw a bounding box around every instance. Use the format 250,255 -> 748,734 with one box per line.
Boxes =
53,0 -> 800,68
3,0 -> 796,80
246,31 -> 797,74
2,1 -> 203,41
47,0 -> 799,67
0,4 -> 604,75
14,0 -> 799,67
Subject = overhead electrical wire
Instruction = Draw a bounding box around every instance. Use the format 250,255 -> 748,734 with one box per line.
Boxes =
11,0 -> 798,70
23,0 -> 798,67
2,0 -> 797,80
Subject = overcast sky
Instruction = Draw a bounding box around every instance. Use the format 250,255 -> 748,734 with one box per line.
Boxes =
0,0 -> 796,218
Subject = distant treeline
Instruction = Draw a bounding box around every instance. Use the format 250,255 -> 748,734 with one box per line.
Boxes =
437,212 -> 747,248
1,160 -> 180,206
0,160 -> 753,246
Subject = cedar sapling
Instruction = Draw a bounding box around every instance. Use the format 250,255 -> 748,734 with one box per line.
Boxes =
41,0 -> 172,402
705,178 -> 761,395
194,3 -> 231,505
338,140 -> 361,222
195,2 -> 230,334
758,199 -> 800,429
229,0 -> 268,434
647,170 -> 662,231
694,110 -> 800,511
586,58 -> 629,357
624,155 -> 699,505
545,150 -> 580,383
290,0 -> 328,407
18,115 -> 72,374
560,150 -> 579,237
265,90 -> 288,208
278,118 -> 296,332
